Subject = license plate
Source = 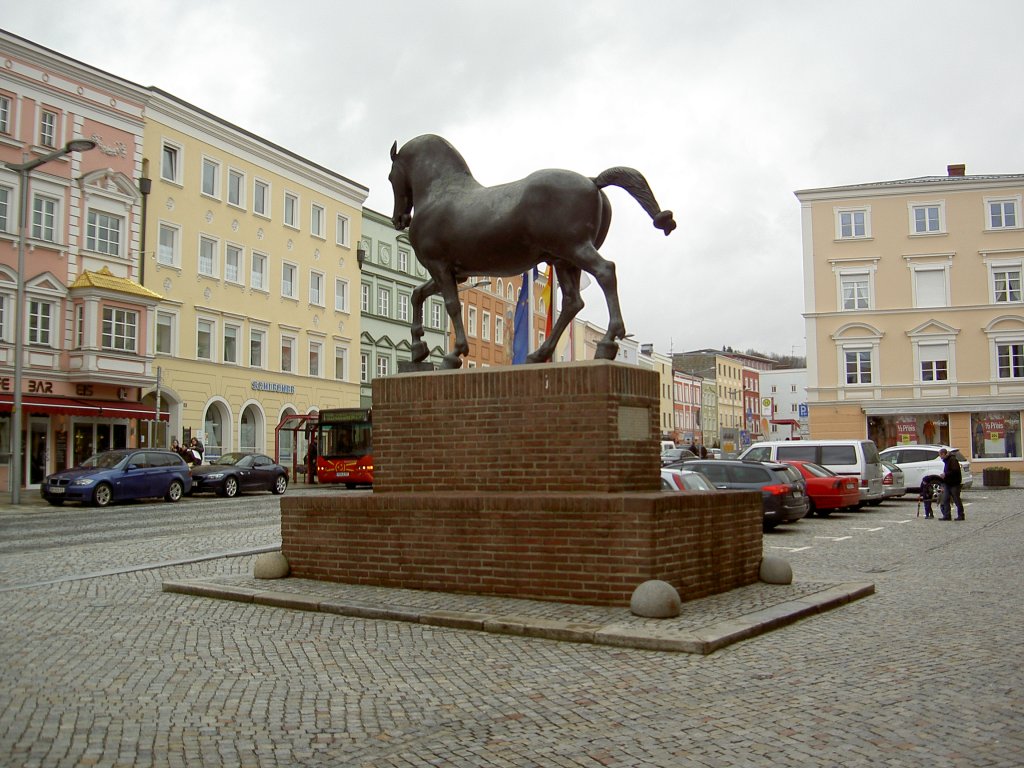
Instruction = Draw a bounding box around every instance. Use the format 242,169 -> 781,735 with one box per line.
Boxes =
49,486 -> 65,495
793,490 -> 802,497
338,471 -> 350,477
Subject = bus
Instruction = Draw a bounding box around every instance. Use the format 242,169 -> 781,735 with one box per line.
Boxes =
316,407 -> 373,487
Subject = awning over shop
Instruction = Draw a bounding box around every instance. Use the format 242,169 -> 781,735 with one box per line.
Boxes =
0,395 -> 168,421
770,419 -> 802,426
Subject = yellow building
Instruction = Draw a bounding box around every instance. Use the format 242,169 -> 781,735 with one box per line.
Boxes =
139,90 -> 368,462
797,165 -> 1024,472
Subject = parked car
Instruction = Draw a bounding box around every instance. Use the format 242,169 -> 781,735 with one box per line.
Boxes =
877,444 -> 973,495
708,449 -> 722,460
682,459 -> 809,530
881,460 -> 907,499
40,448 -> 191,507
660,468 -> 717,492
782,460 -> 860,517
189,452 -> 289,497
738,439 -> 885,506
660,447 -> 697,466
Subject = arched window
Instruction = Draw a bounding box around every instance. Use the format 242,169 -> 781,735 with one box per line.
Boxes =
240,404 -> 263,453
203,404 -> 226,461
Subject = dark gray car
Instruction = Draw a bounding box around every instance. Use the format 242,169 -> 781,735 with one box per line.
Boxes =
682,459 -> 810,530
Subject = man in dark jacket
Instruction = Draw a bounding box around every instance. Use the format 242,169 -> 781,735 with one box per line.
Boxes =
938,448 -> 965,521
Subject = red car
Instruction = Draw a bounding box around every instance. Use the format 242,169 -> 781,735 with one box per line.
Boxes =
783,460 -> 860,517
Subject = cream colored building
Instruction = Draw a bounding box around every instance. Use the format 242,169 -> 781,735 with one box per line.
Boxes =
140,90 -> 368,461
638,346 -> 675,440
797,165 -> 1023,472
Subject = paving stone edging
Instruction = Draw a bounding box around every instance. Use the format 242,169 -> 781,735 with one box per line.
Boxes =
162,578 -> 875,655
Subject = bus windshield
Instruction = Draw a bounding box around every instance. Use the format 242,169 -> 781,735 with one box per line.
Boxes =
318,409 -> 372,458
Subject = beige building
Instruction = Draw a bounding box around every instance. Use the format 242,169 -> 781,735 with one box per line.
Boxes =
140,89 -> 368,461
797,165 -> 1023,472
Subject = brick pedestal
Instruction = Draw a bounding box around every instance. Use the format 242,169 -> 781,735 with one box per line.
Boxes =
281,361 -> 762,606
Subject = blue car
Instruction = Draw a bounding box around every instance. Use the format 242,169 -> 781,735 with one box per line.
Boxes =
40,448 -> 192,507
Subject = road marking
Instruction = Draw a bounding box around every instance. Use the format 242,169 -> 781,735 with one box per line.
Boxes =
769,546 -> 813,552
851,527 -> 885,532
814,536 -> 852,541
877,520 -> 912,524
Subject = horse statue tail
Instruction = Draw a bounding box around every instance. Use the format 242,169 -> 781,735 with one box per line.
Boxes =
592,167 -> 677,236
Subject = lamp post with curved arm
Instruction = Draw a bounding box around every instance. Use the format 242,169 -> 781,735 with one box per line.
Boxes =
5,139 -> 96,504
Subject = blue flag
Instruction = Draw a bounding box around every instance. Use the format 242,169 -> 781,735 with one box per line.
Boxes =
511,271 -> 530,364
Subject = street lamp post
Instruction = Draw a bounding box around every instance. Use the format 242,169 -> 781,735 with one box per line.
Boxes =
6,139 -> 96,504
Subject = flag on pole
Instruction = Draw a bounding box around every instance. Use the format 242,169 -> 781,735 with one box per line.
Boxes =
539,264 -> 554,338
511,271 -> 530,364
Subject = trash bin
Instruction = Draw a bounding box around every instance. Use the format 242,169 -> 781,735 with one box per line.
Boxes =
982,467 -> 1011,487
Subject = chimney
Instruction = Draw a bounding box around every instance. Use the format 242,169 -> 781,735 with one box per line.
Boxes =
947,164 -> 966,177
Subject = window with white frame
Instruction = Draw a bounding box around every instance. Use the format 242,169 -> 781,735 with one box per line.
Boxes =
987,197 -> 1020,230
158,223 -> 180,266
467,306 -> 477,337
101,307 -> 137,352
398,293 -> 409,323
912,266 -> 948,308
74,304 -> 85,348
836,207 -> 870,239
336,214 -> 349,246
360,351 -> 369,382
482,310 -> 491,340
31,195 -> 57,241
86,210 -> 122,256
397,249 -> 409,272
431,301 -> 442,329
377,287 -> 390,317
281,263 -> 297,299
309,271 -> 324,306
223,324 -> 239,364
227,168 -> 245,207
251,251 -> 268,291
376,354 -> 390,378
156,311 -> 175,355
919,343 -> 949,382
334,278 -> 349,312
196,318 -> 214,360
334,346 -> 347,380
198,236 -> 218,277
201,157 -> 220,198
910,202 -> 944,234
361,284 -> 370,312
495,314 -> 504,346
28,300 -> 54,345
844,349 -> 873,385
311,204 -> 325,238
284,192 -> 298,228
250,328 -> 266,367
39,109 -> 58,148
839,271 -> 871,310
253,179 -> 269,217
0,185 -> 11,233
0,94 -> 11,134
996,341 -> 1024,379
225,244 -> 243,284
309,341 -> 322,377
161,142 -> 182,183
992,264 -> 1022,303
281,335 -> 296,373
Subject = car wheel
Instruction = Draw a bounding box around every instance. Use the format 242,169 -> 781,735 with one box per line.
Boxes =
46,498 -> 65,506
868,499 -> 883,507
272,475 -> 288,495
93,483 -> 113,508
222,476 -> 239,498
166,480 -> 184,502
345,483 -> 356,490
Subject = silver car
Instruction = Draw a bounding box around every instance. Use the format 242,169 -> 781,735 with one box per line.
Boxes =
881,460 -> 906,499
878,444 -> 972,494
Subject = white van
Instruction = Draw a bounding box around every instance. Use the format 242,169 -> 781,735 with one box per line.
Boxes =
738,439 -> 885,506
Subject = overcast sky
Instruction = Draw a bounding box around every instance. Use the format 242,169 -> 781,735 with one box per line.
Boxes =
7,1 -> 1024,358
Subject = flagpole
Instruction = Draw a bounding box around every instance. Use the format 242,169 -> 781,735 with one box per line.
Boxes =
550,265 -> 558,361
527,268 -> 535,356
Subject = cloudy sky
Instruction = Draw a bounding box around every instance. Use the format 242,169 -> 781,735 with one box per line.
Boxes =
7,1 -> 1023,358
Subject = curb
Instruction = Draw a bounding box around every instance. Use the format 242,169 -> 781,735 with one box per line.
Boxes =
162,578 -> 875,655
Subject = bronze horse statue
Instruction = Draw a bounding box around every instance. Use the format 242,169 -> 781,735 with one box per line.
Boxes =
389,134 -> 676,369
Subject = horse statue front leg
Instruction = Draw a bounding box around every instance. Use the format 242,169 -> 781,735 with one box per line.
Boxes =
436,272 -> 468,369
409,278 -> 440,363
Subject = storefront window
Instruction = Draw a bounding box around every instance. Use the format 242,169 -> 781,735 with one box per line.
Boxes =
970,411 -> 1021,460
203,405 -> 223,461
868,414 -> 949,450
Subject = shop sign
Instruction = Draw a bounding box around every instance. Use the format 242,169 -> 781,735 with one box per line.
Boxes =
251,380 -> 296,394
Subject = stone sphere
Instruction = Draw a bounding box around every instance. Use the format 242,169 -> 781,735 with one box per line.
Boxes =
759,555 -> 793,585
630,579 -> 682,618
254,552 -> 290,579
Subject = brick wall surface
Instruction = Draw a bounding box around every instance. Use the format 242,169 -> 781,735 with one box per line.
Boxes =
281,491 -> 762,606
372,360 -> 660,494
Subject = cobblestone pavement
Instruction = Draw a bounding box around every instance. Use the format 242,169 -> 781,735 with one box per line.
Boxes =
1,487 -> 1022,767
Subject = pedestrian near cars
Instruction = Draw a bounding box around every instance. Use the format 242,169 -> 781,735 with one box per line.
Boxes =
304,435 -> 318,484
938,448 -> 965,521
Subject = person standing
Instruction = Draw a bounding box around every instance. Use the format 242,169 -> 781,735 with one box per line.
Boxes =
938,448 -> 965,521
305,435 -> 318,484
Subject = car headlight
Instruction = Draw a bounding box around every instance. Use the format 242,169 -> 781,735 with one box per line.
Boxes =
72,478 -> 96,486
204,472 -> 225,480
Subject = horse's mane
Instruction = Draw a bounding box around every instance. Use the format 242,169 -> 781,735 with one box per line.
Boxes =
401,134 -> 473,175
